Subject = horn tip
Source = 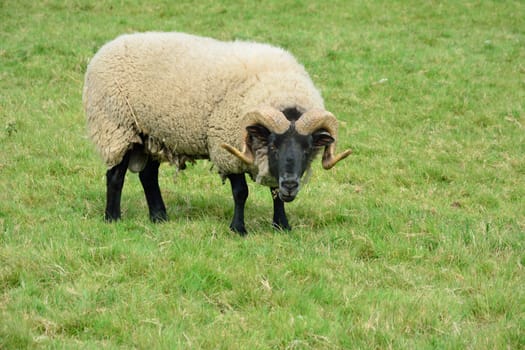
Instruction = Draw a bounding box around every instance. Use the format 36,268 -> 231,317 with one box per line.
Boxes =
342,149 -> 353,157
221,143 -> 254,165
322,149 -> 352,170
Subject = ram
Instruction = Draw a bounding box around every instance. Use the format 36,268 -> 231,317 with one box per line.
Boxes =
83,32 -> 351,234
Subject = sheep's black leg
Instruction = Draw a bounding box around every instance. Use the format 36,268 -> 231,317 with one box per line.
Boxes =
271,188 -> 291,231
105,153 -> 130,222
139,158 -> 168,223
227,173 -> 248,235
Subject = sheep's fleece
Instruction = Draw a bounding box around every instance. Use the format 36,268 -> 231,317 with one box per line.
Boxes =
83,32 -> 325,183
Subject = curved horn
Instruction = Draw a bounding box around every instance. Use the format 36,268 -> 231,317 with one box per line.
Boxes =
221,106 -> 291,165
243,106 -> 291,134
295,108 -> 352,169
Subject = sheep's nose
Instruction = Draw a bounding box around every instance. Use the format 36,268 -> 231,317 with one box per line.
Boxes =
281,179 -> 299,192
279,176 -> 300,202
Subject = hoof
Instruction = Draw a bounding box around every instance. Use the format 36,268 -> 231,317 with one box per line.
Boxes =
230,223 -> 247,236
150,211 -> 168,223
104,213 -> 121,222
272,222 -> 291,231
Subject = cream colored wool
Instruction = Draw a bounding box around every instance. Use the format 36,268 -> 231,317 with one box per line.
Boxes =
83,32 -> 325,182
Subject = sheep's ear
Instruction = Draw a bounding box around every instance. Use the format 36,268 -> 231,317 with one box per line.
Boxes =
246,124 -> 270,145
312,130 -> 334,147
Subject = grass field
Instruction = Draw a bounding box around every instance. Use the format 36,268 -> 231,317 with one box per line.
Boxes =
1,0 -> 524,348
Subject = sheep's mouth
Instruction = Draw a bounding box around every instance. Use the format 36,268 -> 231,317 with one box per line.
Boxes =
278,190 -> 298,202
279,194 -> 296,202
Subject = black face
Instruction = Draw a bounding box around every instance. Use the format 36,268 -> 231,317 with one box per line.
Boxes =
246,125 -> 334,202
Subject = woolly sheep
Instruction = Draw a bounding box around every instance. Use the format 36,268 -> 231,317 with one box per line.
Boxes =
83,31 -> 351,234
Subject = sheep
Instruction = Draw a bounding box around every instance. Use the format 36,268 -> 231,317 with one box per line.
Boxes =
83,31 -> 351,234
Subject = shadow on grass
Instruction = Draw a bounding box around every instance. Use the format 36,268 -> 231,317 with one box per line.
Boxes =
83,184 -> 348,234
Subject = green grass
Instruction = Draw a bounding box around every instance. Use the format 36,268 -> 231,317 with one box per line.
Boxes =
1,0 -> 524,348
